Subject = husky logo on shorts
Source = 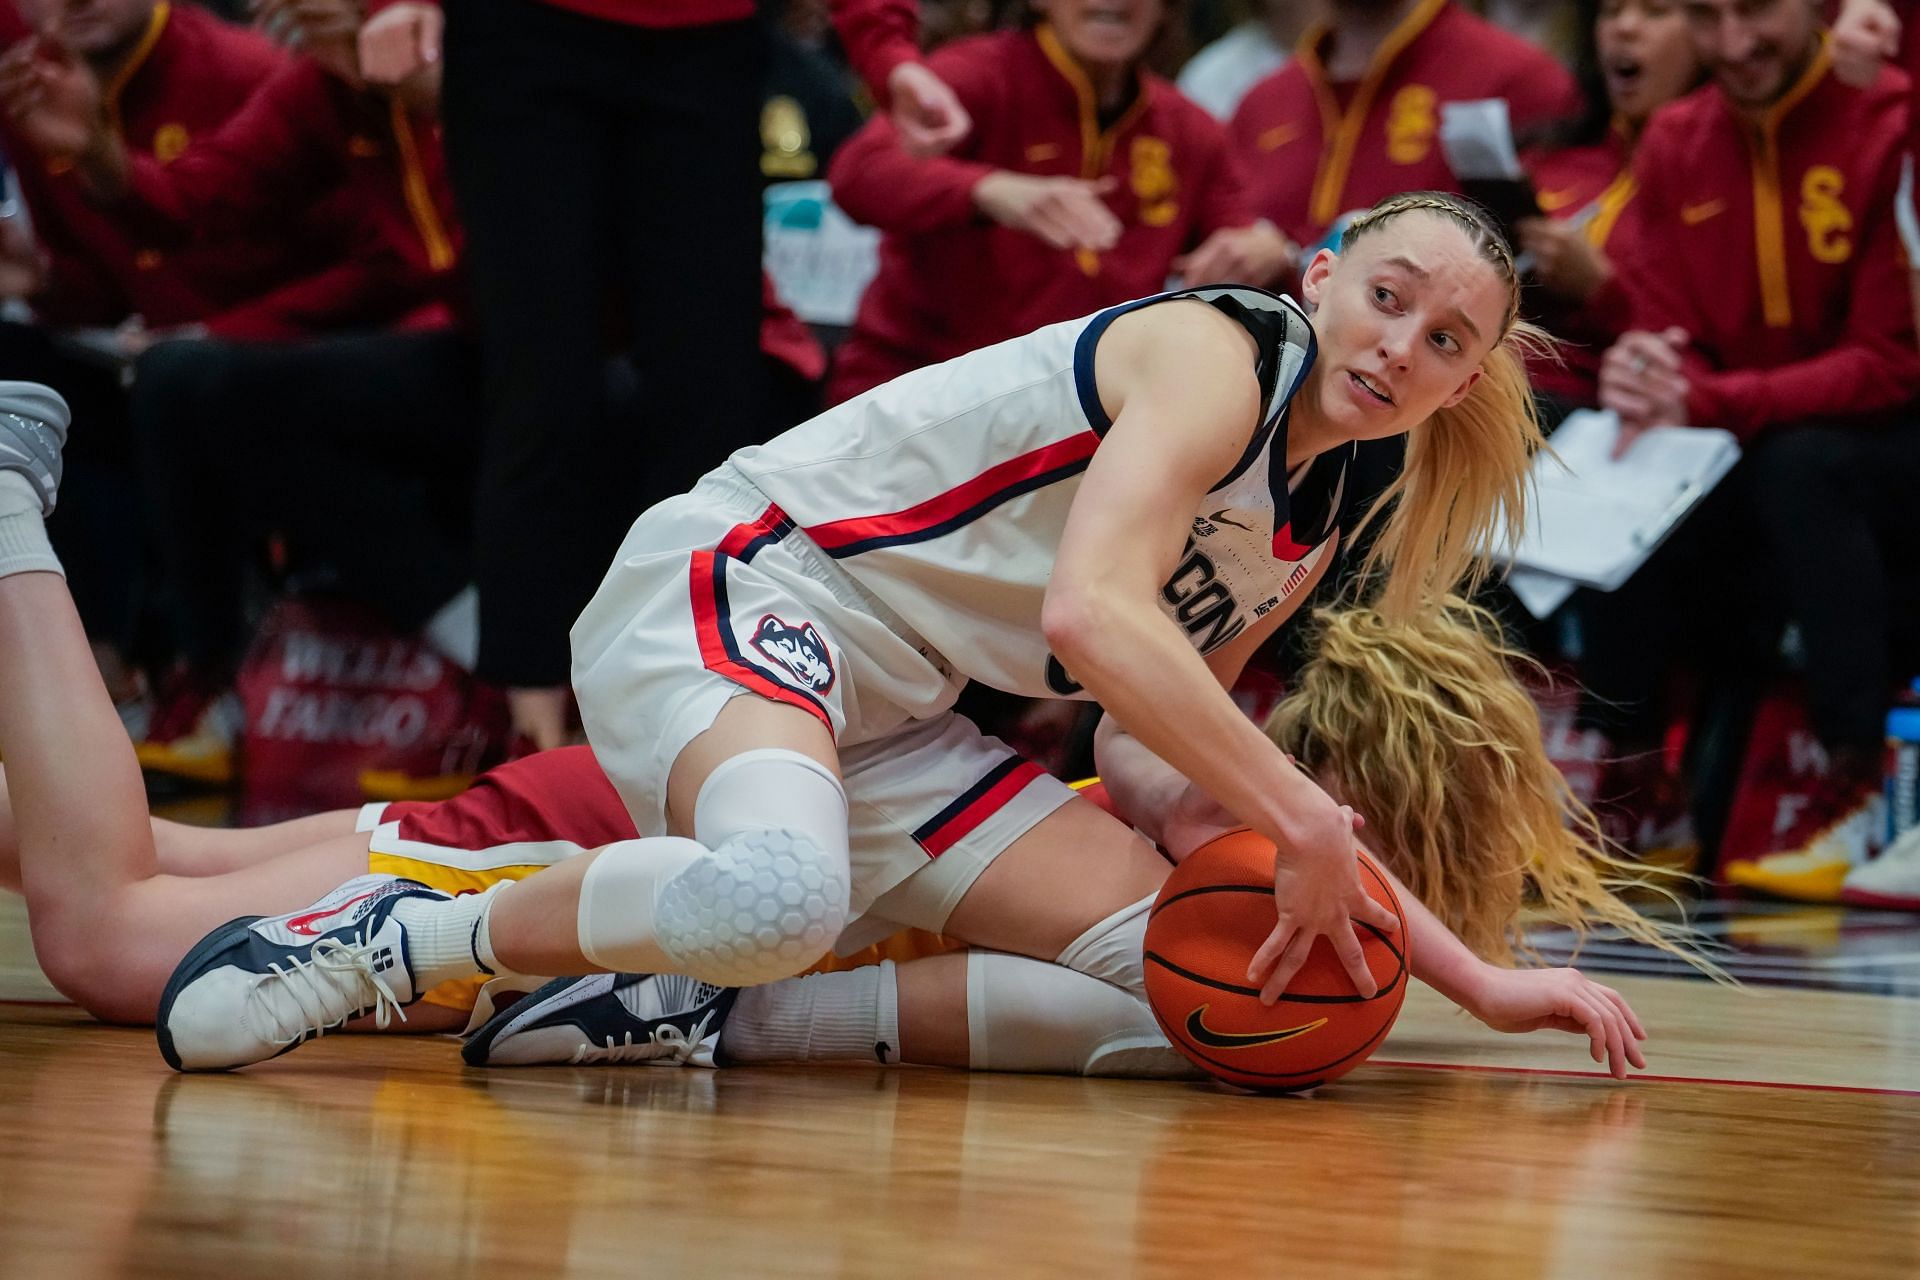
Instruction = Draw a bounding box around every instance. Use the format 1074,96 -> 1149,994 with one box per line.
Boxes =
751,615 -> 836,693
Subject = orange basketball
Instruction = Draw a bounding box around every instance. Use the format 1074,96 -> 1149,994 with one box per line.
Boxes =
1144,829 -> 1410,1092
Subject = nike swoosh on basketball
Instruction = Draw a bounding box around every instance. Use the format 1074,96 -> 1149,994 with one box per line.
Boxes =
1207,509 -> 1256,532
1184,1005 -> 1328,1049
1681,199 -> 1726,225
286,891 -> 381,936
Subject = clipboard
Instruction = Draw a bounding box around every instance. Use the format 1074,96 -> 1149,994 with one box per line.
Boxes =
1499,410 -> 1741,593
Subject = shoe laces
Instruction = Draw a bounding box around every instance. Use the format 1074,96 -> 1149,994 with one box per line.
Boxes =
568,1010 -> 715,1067
251,934 -> 409,1049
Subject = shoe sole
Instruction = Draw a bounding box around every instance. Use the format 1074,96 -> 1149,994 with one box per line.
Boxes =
1840,887 -> 1920,911
155,915 -> 263,1072
460,974 -> 599,1068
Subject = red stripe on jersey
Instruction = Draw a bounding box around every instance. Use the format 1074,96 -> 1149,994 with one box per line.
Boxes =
802,432 -> 1099,552
1272,520 -> 1316,559
919,760 -> 1048,857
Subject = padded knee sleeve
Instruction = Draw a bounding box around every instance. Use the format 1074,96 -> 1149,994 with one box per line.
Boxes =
578,749 -> 851,986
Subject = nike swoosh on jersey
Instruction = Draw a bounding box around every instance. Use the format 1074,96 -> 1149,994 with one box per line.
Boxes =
1207,508 -> 1256,532
1681,199 -> 1727,225
1184,1005 -> 1328,1049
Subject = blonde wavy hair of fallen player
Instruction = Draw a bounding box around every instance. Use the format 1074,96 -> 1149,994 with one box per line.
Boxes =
1332,192 -> 1552,621
1266,599 -> 1726,978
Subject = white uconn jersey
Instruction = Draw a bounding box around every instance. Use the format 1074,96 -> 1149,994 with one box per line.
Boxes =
732,286 -> 1355,699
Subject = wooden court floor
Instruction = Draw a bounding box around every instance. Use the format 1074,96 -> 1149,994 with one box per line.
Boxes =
2,952 -> 1916,1279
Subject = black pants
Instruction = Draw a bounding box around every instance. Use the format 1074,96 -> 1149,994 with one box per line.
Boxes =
0,320 -> 142,650
441,0 -> 768,687
133,331 -> 480,677
1578,420 -> 1920,754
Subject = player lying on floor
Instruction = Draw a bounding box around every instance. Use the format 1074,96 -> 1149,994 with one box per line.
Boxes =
0,379 -> 1706,1081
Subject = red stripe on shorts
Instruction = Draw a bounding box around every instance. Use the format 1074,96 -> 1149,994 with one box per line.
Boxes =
688,508 -> 835,734
916,759 -> 1048,858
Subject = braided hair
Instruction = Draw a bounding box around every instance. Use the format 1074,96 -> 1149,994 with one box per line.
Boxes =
1326,191 -> 1549,621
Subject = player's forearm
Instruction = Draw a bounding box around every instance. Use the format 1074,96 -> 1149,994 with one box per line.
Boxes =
1047,591 -> 1340,859
1091,715 -> 1188,842
1368,855 -> 1495,1013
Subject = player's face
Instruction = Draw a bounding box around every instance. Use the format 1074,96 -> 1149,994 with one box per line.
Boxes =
34,0 -> 159,58
1298,215 -> 1509,443
1681,0 -> 1820,110
1032,0 -> 1166,71
1597,0 -> 1702,126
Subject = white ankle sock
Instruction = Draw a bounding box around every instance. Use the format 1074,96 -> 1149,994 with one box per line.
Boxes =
720,960 -> 901,1065
0,471 -> 59,579
393,882 -> 513,989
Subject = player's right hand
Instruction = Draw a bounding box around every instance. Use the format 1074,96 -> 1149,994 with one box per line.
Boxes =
358,1 -> 443,86
1250,804 -> 1398,1001
972,172 -> 1121,252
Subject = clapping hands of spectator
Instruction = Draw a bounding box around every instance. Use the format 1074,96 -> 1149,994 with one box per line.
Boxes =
1599,326 -> 1690,456
1173,219 -> 1296,288
886,61 -> 971,156
357,0 -> 442,85
1517,216 -> 1613,304
972,171 -> 1121,252
1833,0 -> 1900,88
0,32 -> 105,164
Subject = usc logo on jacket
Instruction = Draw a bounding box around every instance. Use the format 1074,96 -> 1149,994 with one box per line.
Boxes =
1130,136 -> 1178,227
1798,165 -> 1852,265
1385,85 -> 1436,165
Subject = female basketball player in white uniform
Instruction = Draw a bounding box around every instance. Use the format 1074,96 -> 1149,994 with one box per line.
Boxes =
0,195 -> 1660,1080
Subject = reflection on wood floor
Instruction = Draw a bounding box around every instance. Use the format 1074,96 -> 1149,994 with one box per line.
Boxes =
2,973 -> 1915,1278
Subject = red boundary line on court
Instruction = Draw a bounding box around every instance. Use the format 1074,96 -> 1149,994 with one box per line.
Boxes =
1374,1058 -> 1920,1097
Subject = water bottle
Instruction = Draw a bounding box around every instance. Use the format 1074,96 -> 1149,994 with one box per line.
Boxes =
1885,679 -> 1920,845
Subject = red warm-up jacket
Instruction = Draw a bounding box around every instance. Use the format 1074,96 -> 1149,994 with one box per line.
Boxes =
826,26 -> 1259,402
1613,41 -> 1920,436
1228,0 -> 1583,244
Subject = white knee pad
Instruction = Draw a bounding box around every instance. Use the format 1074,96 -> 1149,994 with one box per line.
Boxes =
578,749 -> 852,986
963,894 -> 1194,1078
964,950 -> 1196,1079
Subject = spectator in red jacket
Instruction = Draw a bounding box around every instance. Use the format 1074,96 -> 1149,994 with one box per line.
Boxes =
0,0 -> 345,334
827,0 -> 1293,403
1587,0 -> 1920,878
0,0 -> 351,716
1516,0 -> 1705,417
1229,0 -> 1584,246
0,0 -> 480,782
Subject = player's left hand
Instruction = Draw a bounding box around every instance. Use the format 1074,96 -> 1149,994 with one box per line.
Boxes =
887,61 -> 971,156
1174,220 -> 1297,289
1467,966 -> 1648,1079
